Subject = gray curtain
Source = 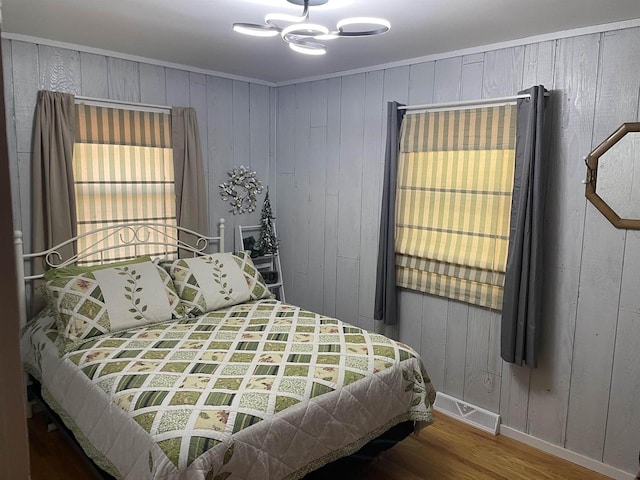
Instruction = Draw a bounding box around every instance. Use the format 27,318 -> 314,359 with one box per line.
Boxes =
31,90 -> 76,310
171,107 -> 209,248
374,102 -> 405,326
501,85 -> 549,367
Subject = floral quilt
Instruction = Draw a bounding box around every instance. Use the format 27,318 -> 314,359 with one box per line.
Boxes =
22,299 -> 436,480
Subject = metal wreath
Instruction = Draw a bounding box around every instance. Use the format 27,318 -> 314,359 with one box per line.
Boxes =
219,166 -> 264,215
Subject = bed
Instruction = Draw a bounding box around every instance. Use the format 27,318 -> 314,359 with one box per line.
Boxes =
18,220 -> 436,480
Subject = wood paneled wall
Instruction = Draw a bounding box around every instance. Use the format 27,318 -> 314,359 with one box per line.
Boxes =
274,28 -> 640,476
3,38 -> 275,255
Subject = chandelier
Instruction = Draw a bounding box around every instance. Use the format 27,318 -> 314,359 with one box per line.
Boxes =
232,0 -> 390,56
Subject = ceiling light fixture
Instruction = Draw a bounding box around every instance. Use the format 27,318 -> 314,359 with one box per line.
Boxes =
232,0 -> 390,56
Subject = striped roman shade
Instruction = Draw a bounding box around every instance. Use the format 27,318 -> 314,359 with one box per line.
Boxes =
73,104 -> 177,264
75,104 -> 171,148
395,105 -> 516,310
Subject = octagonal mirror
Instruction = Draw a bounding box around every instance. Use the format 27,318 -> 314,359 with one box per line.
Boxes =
585,122 -> 640,229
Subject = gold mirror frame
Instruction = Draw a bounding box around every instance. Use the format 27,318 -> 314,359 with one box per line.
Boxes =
585,122 -> 640,229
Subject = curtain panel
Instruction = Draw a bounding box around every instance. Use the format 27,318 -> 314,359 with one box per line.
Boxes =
31,90 -> 77,311
374,102 -> 405,325
171,107 -> 209,248
501,85 -> 549,367
395,105 -> 516,310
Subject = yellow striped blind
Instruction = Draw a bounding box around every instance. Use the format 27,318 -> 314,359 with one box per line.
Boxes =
395,105 -> 516,310
75,104 -> 171,148
73,105 -> 176,264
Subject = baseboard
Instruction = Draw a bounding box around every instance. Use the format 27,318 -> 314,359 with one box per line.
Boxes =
500,425 -> 635,480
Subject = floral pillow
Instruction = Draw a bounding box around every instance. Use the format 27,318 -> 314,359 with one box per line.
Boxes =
45,257 -> 185,351
165,251 -> 273,316
231,251 -> 273,301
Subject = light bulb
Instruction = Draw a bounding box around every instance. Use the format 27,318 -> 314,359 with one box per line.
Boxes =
281,23 -> 329,38
336,17 -> 390,36
233,23 -> 279,37
289,42 -> 326,55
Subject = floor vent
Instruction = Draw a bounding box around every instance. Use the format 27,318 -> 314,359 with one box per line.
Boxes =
433,392 -> 500,435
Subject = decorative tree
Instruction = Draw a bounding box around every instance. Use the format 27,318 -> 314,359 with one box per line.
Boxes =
256,188 -> 278,256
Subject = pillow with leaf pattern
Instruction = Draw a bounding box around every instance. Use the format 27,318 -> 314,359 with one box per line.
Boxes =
44,258 -> 185,351
165,252 -> 273,316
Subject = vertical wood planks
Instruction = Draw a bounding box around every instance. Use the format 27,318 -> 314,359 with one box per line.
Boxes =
165,68 -> 189,106
310,80 -> 328,128
307,124 -> 327,314
397,289 -> 423,352
275,172 -> 296,300
433,57 -> 462,102
443,301 -> 468,399
335,74 -> 366,322
11,40 -> 39,253
335,257 -> 360,325
408,62 -> 435,105
323,78 -> 341,316
249,84 -> 271,187
292,82 -> 311,308
232,81 -> 250,170
382,66 -> 410,104
565,28 -> 640,460
38,46 -> 80,95
482,47 -> 525,98
275,85 -> 297,299
419,295 -> 448,392
3,39 -> 20,231
337,74 -> 365,261
107,58 -> 139,102
358,70 -> 384,321
464,307 -> 500,412
139,63 -> 166,105
276,85 -> 295,175
11,41 -> 39,155
526,33 -> 600,446
80,52 -> 108,98
461,53 -> 484,100
307,80 -> 329,314
603,231 -> 640,473
206,76 -> 234,248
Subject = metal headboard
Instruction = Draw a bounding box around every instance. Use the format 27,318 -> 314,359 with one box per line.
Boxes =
14,219 -> 226,328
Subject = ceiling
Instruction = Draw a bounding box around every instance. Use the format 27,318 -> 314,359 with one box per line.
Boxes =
4,0 -> 640,85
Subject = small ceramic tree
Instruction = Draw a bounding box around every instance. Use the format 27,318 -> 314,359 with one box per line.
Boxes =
255,188 -> 278,256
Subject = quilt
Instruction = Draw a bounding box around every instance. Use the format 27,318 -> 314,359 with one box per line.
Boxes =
22,299 -> 436,480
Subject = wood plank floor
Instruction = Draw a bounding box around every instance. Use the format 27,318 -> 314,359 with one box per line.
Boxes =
28,411 -> 612,479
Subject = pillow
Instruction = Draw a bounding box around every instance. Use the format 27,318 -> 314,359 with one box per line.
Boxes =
231,251 -> 274,301
43,256 -> 153,282
45,258 -> 186,350
166,251 -> 273,315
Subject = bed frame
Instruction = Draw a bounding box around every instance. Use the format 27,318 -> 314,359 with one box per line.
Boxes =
16,218 -> 413,479
15,220 -> 226,330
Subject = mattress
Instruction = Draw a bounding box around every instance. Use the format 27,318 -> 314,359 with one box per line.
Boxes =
22,299 -> 436,479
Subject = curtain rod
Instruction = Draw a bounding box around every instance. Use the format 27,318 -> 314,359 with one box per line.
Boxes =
74,95 -> 171,113
399,92 -> 550,112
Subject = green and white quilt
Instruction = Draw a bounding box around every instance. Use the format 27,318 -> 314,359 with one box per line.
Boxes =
22,299 -> 436,480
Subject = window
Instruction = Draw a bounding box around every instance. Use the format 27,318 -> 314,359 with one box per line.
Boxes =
73,104 -> 177,264
395,105 -> 516,310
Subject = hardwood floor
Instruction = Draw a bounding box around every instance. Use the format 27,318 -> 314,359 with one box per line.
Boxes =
28,411 -> 612,479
